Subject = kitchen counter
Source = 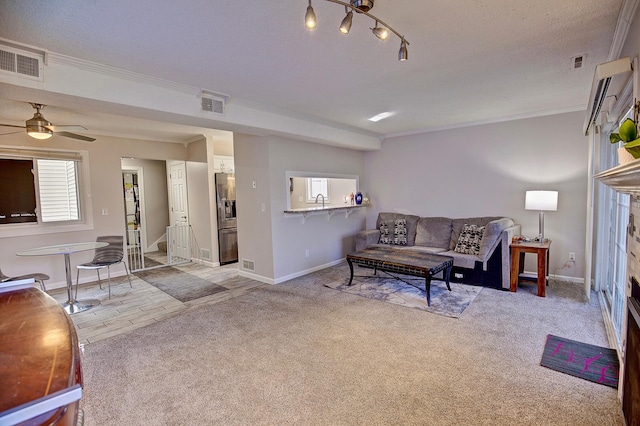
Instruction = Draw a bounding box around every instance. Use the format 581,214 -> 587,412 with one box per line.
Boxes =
284,204 -> 366,223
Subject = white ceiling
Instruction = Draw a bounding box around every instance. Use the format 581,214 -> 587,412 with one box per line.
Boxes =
0,0 -> 625,143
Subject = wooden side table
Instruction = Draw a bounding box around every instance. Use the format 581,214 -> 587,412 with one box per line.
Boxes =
510,240 -> 551,297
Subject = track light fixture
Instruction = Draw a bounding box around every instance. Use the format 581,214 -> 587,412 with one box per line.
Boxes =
398,38 -> 408,61
371,21 -> 388,40
305,0 -> 317,29
339,7 -> 353,34
304,0 -> 410,61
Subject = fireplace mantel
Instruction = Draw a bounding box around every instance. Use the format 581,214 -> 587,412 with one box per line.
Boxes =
595,159 -> 640,196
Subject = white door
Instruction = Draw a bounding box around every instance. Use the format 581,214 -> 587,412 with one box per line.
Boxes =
168,161 -> 190,261
169,161 -> 189,225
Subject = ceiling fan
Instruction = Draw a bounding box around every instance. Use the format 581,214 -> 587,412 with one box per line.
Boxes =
0,103 -> 96,142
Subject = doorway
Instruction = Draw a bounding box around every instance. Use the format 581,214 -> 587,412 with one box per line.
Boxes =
122,169 -> 145,270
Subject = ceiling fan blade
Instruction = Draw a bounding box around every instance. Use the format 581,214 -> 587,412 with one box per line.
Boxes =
0,123 -> 27,129
0,130 -> 25,136
55,131 -> 96,142
47,125 -> 89,132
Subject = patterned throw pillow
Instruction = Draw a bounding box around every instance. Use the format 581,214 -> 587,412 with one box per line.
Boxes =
379,219 -> 408,245
453,224 -> 485,255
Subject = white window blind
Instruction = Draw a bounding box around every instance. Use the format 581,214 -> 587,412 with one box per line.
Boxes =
306,178 -> 329,202
37,159 -> 79,222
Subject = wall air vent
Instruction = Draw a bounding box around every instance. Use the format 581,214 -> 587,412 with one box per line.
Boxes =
242,259 -> 255,271
198,89 -> 230,115
200,248 -> 211,261
201,96 -> 224,114
0,44 -> 44,81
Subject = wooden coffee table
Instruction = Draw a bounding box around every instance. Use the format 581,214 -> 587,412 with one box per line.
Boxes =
346,246 -> 454,306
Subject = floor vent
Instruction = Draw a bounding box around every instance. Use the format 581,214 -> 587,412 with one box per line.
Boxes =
0,44 -> 44,81
242,259 -> 255,272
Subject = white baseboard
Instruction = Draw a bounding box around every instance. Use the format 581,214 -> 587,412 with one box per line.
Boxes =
273,259 -> 345,284
238,270 -> 275,285
522,270 -> 584,284
238,258 -> 346,286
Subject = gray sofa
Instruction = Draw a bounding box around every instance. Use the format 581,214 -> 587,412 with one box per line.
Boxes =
355,213 -> 521,290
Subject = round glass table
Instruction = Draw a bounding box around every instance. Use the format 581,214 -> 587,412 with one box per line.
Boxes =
17,242 -> 109,314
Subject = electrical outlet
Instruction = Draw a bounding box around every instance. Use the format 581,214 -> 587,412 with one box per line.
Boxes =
305,249 -> 310,258
569,252 -> 576,261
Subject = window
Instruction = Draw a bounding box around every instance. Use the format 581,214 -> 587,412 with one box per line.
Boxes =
37,159 -> 79,222
594,109 -> 632,350
0,147 -> 92,236
306,177 -> 329,202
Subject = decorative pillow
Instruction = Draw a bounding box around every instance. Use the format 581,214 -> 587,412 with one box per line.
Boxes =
453,224 -> 485,255
379,219 -> 408,245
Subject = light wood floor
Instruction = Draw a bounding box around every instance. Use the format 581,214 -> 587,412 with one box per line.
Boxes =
47,261 -> 266,346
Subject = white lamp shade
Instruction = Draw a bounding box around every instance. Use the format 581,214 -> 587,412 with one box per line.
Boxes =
525,190 -> 558,211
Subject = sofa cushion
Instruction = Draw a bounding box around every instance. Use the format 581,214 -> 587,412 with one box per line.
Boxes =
379,218 -> 409,245
376,213 -> 420,246
454,224 -> 485,255
450,217 -> 502,250
478,217 -> 515,259
415,217 -> 452,249
408,245 -> 448,254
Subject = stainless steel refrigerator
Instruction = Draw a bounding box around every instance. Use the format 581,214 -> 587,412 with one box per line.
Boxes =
215,173 -> 238,264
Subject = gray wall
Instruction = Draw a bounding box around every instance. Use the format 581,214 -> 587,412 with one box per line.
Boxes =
365,111 -> 588,279
235,134 -> 366,283
186,138 -> 214,262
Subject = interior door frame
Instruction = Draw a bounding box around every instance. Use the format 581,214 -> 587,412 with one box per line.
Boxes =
122,166 -> 147,252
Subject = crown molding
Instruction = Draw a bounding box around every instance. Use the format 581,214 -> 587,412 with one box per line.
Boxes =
47,52 -> 198,95
383,104 -> 586,140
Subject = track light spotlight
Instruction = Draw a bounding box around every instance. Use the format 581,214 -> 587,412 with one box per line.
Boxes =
340,8 -> 353,34
304,0 -> 410,60
305,0 -> 317,29
398,38 -> 408,61
371,22 -> 388,40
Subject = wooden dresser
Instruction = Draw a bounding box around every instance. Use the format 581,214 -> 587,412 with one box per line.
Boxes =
0,282 -> 83,425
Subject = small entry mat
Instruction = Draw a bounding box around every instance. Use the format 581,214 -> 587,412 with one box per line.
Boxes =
540,334 -> 619,388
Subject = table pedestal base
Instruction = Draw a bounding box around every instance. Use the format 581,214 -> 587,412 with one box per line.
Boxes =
62,298 -> 100,315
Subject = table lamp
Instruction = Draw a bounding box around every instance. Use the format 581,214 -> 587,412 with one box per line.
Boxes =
525,190 -> 558,242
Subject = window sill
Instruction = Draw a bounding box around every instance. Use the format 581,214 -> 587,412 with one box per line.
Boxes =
0,222 -> 94,239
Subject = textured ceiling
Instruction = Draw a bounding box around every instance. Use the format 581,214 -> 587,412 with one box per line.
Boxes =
0,0 -> 624,141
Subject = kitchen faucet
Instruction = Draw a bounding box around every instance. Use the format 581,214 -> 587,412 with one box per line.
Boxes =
315,194 -> 325,208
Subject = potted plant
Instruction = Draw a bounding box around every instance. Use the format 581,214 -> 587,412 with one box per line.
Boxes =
610,115 -> 640,163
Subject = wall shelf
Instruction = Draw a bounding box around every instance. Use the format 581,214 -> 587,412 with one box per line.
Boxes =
594,158 -> 640,196
284,204 -> 366,224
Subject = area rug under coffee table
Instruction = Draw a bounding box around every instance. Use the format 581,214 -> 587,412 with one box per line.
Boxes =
540,334 -> 619,388
325,271 -> 482,318
134,266 -> 227,303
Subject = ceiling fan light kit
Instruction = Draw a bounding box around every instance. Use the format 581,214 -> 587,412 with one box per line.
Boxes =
0,103 -> 96,142
25,104 -> 54,139
305,0 -> 410,61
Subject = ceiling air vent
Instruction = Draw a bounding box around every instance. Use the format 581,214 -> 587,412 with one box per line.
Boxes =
201,96 -> 224,114
0,44 -> 44,81
199,89 -> 230,115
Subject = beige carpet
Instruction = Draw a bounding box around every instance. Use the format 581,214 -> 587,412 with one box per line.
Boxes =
80,264 -> 623,425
